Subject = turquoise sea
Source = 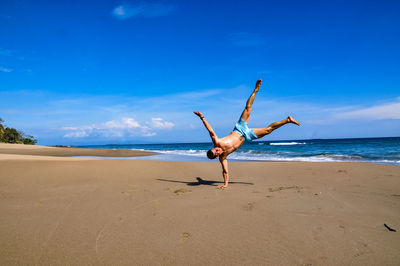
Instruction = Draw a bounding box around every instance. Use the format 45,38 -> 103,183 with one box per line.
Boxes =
74,137 -> 400,165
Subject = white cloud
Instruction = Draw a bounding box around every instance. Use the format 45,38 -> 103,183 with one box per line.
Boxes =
142,132 -> 157,137
0,67 -> 12,73
61,126 -> 78,130
101,118 -> 144,130
112,3 -> 175,20
62,117 -> 174,138
149,118 -> 174,129
64,131 -> 89,138
334,100 -> 400,120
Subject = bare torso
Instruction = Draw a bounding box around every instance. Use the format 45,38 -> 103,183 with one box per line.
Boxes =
214,131 -> 244,159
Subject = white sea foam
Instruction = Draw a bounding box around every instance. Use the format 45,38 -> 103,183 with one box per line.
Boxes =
143,149 -> 347,162
149,149 -> 206,158
135,149 -> 399,165
269,142 -> 306,145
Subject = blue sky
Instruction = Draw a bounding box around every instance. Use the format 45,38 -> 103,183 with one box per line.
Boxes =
0,0 -> 399,145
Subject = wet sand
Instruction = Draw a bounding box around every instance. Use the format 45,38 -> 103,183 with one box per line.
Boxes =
0,143 -> 155,157
0,144 -> 399,265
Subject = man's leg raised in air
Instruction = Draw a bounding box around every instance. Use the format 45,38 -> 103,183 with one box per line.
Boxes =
253,116 -> 300,139
240,79 -> 262,123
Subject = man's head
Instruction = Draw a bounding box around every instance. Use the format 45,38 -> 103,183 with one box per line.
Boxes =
206,147 -> 223,160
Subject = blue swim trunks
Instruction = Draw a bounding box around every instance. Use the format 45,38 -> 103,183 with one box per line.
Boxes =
233,118 -> 258,141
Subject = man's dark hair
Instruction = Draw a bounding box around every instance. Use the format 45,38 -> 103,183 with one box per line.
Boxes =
207,149 -> 216,160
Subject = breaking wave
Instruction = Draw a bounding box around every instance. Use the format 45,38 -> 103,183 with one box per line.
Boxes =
269,142 -> 306,145
139,149 -> 400,165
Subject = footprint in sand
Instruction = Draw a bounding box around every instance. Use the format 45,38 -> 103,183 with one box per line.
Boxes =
312,226 -> 324,241
174,188 -> 191,196
339,224 -> 346,234
121,186 -> 137,195
353,242 -> 370,257
121,189 -> 136,195
181,232 -> 192,242
268,186 -> 302,192
243,202 -> 255,211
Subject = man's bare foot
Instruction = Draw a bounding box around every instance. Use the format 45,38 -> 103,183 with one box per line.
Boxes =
217,184 -> 228,189
287,116 -> 300,126
254,79 -> 262,93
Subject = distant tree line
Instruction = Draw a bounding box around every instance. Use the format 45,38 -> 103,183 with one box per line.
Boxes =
0,118 -> 37,145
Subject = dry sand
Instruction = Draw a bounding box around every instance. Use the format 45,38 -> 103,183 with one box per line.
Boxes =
0,144 -> 399,265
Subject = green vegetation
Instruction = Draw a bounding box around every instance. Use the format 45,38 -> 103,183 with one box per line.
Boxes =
0,118 -> 37,145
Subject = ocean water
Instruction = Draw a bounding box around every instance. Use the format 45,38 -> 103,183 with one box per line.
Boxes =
74,137 -> 400,165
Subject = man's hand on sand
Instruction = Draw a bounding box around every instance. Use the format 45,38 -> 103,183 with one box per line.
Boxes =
193,111 -> 203,118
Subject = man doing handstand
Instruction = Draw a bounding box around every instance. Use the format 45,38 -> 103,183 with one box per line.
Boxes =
193,79 -> 300,188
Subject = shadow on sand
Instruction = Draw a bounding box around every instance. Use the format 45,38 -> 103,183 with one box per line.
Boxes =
157,177 -> 254,186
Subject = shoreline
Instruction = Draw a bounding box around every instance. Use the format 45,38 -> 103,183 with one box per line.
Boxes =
0,143 -> 155,158
69,155 -> 400,166
1,143 -> 399,166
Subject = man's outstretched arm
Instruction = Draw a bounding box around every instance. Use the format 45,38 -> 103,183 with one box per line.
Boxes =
193,111 -> 217,144
217,158 -> 229,188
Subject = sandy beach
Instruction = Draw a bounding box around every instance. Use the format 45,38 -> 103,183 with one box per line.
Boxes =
0,144 -> 399,265
0,143 -> 155,158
